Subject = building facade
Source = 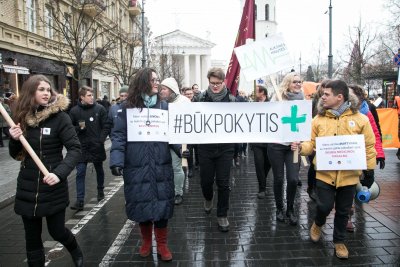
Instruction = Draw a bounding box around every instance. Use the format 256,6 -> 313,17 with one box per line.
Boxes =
151,30 -> 214,90
0,0 -> 143,104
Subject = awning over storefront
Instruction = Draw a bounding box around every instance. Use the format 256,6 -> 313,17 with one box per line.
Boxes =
1,64 -> 30,75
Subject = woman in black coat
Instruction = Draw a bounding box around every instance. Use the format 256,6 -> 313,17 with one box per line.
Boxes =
110,68 -> 174,261
9,75 -> 83,267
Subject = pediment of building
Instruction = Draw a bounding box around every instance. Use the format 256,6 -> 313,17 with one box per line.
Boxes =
153,30 -> 215,50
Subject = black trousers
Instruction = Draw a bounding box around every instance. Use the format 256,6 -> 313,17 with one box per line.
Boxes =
252,144 -> 271,192
314,180 -> 356,243
199,144 -> 234,217
307,154 -> 316,189
267,143 -> 299,210
22,209 -> 77,252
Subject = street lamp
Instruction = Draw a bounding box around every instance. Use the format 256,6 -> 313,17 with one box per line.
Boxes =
328,0 -> 333,78
141,0 -> 146,68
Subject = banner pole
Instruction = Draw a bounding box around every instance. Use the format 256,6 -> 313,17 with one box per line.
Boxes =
0,103 -> 49,176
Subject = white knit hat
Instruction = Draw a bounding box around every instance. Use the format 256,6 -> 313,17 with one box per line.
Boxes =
161,77 -> 180,95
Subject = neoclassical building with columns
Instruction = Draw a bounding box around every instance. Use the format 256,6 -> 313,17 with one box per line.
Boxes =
151,30 -> 215,90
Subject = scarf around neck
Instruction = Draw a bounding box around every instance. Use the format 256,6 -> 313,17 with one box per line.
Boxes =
141,93 -> 157,107
285,91 -> 304,100
330,101 -> 351,117
206,86 -> 228,102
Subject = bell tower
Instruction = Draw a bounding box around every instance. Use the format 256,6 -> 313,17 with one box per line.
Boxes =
255,0 -> 277,39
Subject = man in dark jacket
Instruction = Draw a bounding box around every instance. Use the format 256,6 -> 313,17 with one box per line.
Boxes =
197,67 -> 236,232
69,86 -> 110,210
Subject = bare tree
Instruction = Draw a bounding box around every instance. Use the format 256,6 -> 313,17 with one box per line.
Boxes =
340,22 -> 378,84
42,0 -> 118,87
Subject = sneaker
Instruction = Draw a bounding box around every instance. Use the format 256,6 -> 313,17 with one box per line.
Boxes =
310,222 -> 322,242
286,210 -> 298,226
276,209 -> 285,222
217,217 -> 230,232
97,190 -> 105,201
334,243 -> 349,259
257,191 -> 266,199
204,198 -> 213,214
70,200 -> 84,211
174,195 -> 183,205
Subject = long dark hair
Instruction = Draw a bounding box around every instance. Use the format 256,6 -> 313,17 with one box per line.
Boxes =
126,67 -> 157,109
14,75 -> 57,131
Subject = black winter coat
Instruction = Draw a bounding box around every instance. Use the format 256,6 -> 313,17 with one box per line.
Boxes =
69,102 -> 110,162
10,95 -> 81,217
110,100 -> 174,222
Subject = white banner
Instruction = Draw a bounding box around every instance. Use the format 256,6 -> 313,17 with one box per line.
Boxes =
316,135 -> 367,170
127,108 -> 169,142
168,101 -> 311,144
234,33 -> 294,81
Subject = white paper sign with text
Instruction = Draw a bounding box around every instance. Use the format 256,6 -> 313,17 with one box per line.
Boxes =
127,108 -> 169,142
234,33 -> 294,81
316,135 -> 367,171
168,101 -> 311,144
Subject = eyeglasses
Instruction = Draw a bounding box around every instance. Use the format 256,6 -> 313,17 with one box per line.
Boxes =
209,81 -> 223,87
292,80 -> 302,84
151,78 -> 160,83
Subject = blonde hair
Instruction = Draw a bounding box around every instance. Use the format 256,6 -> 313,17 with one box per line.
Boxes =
277,72 -> 302,100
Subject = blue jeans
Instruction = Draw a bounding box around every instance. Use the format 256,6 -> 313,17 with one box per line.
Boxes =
75,162 -> 105,201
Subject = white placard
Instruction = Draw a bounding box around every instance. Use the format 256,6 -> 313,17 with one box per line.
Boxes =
315,135 -> 367,170
168,101 -> 311,144
234,33 -> 294,81
126,108 -> 169,142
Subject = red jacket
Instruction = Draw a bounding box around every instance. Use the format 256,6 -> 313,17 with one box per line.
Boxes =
366,111 -> 385,159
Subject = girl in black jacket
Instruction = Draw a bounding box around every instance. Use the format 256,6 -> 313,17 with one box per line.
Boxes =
9,75 -> 83,267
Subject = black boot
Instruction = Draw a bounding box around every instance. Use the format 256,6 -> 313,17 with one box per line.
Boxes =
69,245 -> 84,267
97,189 -> 105,201
70,200 -> 84,211
27,249 -> 45,267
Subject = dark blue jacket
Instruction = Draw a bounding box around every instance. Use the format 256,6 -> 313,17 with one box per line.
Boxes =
110,100 -> 174,222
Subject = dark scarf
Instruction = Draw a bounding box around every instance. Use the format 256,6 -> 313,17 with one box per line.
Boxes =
206,86 -> 228,102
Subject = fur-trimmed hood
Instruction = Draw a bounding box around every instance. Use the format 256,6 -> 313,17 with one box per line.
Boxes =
26,94 -> 70,127
316,92 -> 359,116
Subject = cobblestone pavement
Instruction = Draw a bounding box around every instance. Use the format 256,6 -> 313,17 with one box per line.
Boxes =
0,146 -> 399,266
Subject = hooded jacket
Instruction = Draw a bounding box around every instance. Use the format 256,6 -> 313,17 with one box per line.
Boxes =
9,95 -> 81,217
300,94 -> 376,188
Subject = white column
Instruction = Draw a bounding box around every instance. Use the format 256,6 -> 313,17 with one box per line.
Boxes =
202,55 -> 211,90
195,54 -> 201,87
184,54 -> 190,87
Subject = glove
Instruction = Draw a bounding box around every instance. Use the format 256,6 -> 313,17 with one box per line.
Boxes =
376,158 -> 385,169
111,167 -> 123,176
361,169 -> 374,188
181,149 -> 190,158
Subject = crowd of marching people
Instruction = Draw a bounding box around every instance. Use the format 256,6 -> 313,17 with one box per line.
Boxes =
1,65 -> 399,266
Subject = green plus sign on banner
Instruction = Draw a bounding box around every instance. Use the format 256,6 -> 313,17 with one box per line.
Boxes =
281,105 -> 307,132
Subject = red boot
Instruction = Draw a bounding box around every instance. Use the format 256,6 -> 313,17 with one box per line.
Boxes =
154,227 -> 172,261
139,224 -> 153,257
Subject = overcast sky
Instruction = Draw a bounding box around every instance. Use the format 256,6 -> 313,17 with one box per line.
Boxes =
145,0 -> 387,68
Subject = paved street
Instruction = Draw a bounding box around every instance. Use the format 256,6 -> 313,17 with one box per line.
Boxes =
0,143 -> 399,266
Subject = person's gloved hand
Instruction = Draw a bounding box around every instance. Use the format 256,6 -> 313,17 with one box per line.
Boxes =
361,169 -> 375,188
111,167 -> 123,176
181,149 -> 190,158
376,158 -> 385,169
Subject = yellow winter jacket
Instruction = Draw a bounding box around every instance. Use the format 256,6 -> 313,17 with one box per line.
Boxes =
300,99 -> 376,188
